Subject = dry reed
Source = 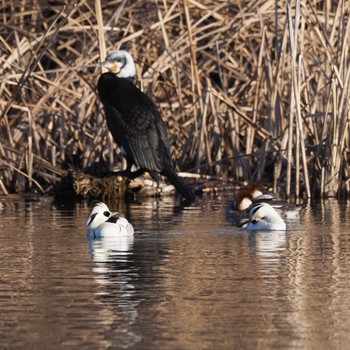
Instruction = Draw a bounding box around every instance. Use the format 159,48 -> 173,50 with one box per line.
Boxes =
0,0 -> 349,199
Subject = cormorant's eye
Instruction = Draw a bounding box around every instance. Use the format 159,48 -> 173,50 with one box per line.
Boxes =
103,211 -> 110,217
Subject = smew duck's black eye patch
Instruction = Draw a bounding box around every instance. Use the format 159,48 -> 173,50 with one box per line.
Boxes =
103,211 -> 110,217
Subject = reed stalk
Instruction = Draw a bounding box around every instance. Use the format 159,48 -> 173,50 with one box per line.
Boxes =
0,0 -> 349,199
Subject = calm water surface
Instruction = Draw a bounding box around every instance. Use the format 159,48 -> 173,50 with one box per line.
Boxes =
1,195 -> 350,349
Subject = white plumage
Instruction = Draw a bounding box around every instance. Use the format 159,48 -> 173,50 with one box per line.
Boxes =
86,202 -> 134,238
97,50 -> 136,78
243,202 -> 286,231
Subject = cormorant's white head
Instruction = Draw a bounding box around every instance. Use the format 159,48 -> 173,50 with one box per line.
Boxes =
97,50 -> 135,78
86,202 -> 112,230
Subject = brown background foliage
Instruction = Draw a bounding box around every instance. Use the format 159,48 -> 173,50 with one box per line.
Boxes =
1,0 -> 349,198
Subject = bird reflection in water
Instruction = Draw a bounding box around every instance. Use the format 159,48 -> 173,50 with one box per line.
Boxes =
88,235 -> 134,266
87,235 -> 141,347
248,230 -> 287,259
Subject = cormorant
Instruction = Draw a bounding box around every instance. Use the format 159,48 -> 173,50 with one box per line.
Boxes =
97,50 -> 195,203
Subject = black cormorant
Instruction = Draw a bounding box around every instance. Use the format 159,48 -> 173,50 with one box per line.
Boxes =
97,50 -> 195,203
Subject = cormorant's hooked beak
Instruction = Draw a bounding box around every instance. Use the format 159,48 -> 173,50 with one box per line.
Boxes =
96,60 -> 118,72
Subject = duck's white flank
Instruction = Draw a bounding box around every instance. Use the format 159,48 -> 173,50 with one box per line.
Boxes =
246,182 -> 303,219
86,202 -> 134,238
244,202 -> 286,231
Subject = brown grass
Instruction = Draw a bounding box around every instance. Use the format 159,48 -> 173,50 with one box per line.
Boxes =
0,0 -> 349,198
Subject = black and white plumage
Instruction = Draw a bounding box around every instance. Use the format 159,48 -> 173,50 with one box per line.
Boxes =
86,202 -> 134,238
246,183 -> 302,219
242,202 -> 286,231
226,183 -> 302,223
97,50 -> 195,204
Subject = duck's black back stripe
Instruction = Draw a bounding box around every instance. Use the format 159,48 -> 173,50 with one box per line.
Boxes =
106,216 -> 120,224
87,212 -> 97,226
250,203 -> 264,217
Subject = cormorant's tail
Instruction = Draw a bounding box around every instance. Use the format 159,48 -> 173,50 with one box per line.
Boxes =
161,167 -> 195,204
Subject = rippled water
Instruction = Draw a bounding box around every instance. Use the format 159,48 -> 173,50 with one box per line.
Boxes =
1,195 -> 350,349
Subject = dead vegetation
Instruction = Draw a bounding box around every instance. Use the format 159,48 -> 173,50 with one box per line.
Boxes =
0,0 -> 349,199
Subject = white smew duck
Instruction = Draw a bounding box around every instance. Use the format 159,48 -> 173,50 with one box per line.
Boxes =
86,202 -> 134,238
247,182 -> 303,219
226,184 -> 274,221
227,183 -> 302,220
242,202 -> 286,231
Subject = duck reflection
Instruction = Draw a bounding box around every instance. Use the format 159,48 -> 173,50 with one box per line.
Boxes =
85,196 -> 199,347
248,230 -> 287,258
87,235 -> 140,347
88,235 -> 134,264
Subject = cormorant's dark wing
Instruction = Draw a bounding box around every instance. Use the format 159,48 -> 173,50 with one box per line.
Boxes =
98,72 -> 195,203
97,73 -> 172,172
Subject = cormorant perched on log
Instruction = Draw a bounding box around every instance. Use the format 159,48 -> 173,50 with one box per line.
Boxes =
97,50 -> 195,203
